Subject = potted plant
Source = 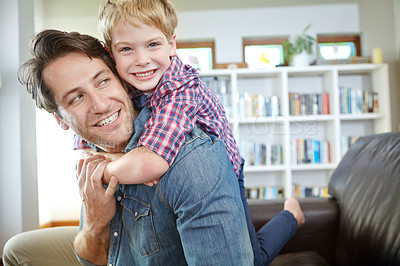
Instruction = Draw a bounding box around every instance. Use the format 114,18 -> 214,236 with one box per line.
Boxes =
282,24 -> 316,66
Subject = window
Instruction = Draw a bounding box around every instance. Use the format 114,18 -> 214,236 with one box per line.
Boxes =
317,35 -> 361,60
176,41 -> 215,71
243,38 -> 287,68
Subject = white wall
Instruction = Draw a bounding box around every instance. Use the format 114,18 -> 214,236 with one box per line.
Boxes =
0,0 -> 38,256
176,4 -> 360,63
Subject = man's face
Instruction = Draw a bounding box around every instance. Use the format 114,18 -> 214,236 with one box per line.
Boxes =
111,21 -> 176,93
43,52 -> 136,152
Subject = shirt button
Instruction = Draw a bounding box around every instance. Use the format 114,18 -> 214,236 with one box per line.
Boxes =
135,212 -> 138,217
117,196 -> 122,201
113,231 -> 118,237
109,264 -> 113,266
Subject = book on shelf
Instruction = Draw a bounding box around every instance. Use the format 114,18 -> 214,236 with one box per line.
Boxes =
293,184 -> 328,198
240,140 -> 282,166
238,93 -> 280,118
289,92 -> 330,116
246,185 -> 285,200
339,86 -> 378,114
341,135 -> 360,157
201,76 -> 232,119
292,138 -> 331,164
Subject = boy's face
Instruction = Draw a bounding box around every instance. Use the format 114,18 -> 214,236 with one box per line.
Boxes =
43,52 -> 136,152
111,21 -> 176,93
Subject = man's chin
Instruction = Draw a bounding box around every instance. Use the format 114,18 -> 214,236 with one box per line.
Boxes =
82,133 -> 131,152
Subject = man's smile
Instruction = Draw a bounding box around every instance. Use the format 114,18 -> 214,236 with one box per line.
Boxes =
95,111 -> 119,127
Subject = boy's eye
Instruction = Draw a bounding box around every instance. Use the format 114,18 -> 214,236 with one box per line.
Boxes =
120,47 -> 132,52
149,42 -> 159,48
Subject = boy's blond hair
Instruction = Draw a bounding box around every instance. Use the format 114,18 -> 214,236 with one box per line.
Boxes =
99,0 -> 178,50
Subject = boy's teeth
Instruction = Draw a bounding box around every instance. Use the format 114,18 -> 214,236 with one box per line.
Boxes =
135,70 -> 154,77
96,112 -> 118,126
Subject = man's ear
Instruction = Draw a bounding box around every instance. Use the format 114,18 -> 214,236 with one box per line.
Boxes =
53,112 -> 70,130
169,34 -> 177,57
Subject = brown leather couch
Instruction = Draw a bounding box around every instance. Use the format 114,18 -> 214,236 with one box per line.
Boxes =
248,132 -> 400,266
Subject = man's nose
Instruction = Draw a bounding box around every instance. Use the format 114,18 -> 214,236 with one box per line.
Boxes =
89,92 -> 109,113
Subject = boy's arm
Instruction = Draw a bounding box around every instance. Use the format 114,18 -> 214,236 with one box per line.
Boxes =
102,146 -> 169,185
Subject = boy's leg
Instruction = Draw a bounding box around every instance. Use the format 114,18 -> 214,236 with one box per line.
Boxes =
238,159 -> 299,266
3,226 -> 81,266
238,177 -> 268,265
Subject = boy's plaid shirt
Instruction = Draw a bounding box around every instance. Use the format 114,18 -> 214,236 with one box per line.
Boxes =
74,56 -> 242,178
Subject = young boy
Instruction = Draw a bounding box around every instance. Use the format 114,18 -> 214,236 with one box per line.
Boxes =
75,0 -> 304,264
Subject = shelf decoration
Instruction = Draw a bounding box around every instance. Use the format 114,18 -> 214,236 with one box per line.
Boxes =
202,76 -> 232,119
238,93 -> 280,118
246,185 -> 285,200
289,92 -> 329,116
199,63 -> 390,199
293,184 -> 328,198
282,24 -> 316,66
292,138 -> 331,164
240,140 -> 282,166
340,135 -> 359,157
339,86 -> 378,114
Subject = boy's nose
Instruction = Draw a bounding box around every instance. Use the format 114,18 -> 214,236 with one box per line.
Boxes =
134,52 -> 150,66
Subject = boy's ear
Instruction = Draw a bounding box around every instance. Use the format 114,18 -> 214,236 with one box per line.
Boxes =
169,34 -> 177,57
53,112 -> 70,130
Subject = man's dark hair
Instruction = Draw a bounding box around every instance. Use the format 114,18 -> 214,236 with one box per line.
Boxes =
18,29 -> 120,114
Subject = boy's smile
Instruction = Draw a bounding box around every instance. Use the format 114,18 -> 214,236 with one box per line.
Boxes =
111,21 -> 176,93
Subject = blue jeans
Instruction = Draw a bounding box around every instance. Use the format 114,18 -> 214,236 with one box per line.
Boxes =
78,107 -> 254,265
238,159 -> 298,266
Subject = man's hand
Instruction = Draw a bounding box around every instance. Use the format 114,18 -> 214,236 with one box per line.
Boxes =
87,149 -> 164,187
74,154 -> 118,264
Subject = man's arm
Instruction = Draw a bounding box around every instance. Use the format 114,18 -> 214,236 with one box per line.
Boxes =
100,146 -> 169,185
74,154 -> 118,265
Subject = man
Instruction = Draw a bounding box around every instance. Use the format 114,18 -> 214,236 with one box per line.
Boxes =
6,29 -> 254,265
3,29 -> 303,266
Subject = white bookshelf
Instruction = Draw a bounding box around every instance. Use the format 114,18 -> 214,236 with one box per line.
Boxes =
200,63 -> 391,198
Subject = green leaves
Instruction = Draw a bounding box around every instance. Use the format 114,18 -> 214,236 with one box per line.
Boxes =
282,24 -> 316,64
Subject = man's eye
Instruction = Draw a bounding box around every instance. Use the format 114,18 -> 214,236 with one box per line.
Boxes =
99,78 -> 110,87
70,94 -> 83,104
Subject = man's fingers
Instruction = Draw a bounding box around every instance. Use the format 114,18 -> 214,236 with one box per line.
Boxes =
77,159 -> 85,186
80,157 -> 107,200
105,176 -> 119,199
89,159 -> 109,188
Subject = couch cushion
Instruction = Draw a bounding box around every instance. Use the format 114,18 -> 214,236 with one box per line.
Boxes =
271,251 -> 329,266
328,132 -> 400,265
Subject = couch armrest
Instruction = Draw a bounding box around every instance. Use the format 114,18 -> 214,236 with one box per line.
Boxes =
248,197 -> 339,265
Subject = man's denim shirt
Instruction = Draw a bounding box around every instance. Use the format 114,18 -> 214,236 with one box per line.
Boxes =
76,106 -> 253,266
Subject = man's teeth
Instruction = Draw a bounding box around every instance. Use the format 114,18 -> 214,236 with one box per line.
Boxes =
96,112 -> 118,126
135,70 -> 154,77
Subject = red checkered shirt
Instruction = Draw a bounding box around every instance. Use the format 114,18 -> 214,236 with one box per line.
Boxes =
74,56 -> 242,178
